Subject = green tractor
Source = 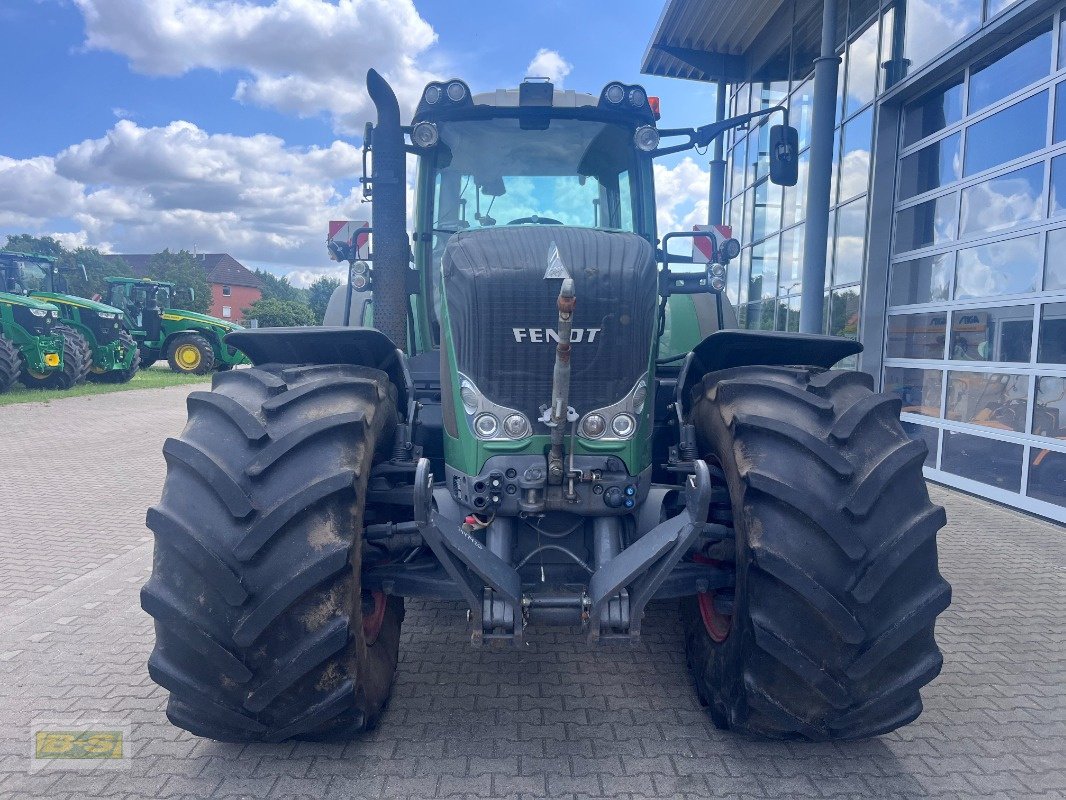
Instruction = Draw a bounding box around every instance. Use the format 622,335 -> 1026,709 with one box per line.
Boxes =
0,250 -> 141,384
0,251 -> 87,390
143,71 -> 950,743
104,277 -> 248,375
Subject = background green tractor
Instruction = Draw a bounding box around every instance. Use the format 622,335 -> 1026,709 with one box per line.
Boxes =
0,252 -> 87,390
1,250 -> 140,384
105,277 -> 248,375
144,71 -> 949,744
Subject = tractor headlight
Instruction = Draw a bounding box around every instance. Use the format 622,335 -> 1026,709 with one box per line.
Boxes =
604,83 -> 625,104
628,87 -> 647,107
634,125 -> 659,152
411,121 -> 439,148
709,263 -> 726,279
632,379 -> 647,414
97,311 -> 117,320
611,413 -> 636,438
423,84 -> 442,105
29,308 -> 48,317
474,413 -> 500,439
581,413 -> 607,439
460,379 -> 479,414
502,413 -> 531,439
446,81 -> 467,102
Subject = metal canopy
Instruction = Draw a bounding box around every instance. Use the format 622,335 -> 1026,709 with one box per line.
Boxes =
642,0 -> 790,82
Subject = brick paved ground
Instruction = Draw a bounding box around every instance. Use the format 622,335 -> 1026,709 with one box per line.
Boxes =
0,385 -> 1064,799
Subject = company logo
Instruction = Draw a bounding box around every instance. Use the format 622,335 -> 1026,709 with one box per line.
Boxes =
512,328 -> 600,343
30,722 -> 130,771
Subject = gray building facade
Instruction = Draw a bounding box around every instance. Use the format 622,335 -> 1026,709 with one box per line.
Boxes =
645,0 -> 1066,522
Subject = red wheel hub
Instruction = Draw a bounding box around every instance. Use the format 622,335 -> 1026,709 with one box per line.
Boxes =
694,555 -> 732,643
362,590 -> 387,644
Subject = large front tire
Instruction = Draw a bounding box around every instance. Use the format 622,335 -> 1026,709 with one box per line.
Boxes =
683,365 -> 950,740
0,335 -> 20,393
167,333 -> 215,375
143,364 -> 403,742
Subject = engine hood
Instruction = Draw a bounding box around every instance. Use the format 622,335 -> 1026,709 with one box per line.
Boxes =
30,292 -> 124,315
0,290 -> 59,312
162,309 -> 243,331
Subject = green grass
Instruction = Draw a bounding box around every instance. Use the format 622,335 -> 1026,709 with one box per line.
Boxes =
0,366 -> 212,406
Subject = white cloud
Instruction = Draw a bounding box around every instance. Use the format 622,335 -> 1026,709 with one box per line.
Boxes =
285,265 -> 348,288
73,0 -> 440,133
654,157 -> 710,235
525,49 -> 572,86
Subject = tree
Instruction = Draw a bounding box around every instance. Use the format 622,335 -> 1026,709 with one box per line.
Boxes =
243,297 -> 316,327
146,250 -> 211,314
307,275 -> 341,324
254,268 -> 307,304
3,234 -> 132,300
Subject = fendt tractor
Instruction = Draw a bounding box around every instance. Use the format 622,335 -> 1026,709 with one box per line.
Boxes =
105,277 -> 248,374
0,251 -> 85,390
1,251 -> 141,384
143,71 -> 951,743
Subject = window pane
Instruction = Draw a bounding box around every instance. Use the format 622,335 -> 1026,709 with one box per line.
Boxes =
781,150 -> 809,228
941,430 -> 1023,492
946,370 -> 1029,431
753,123 -> 771,182
904,0 -> 981,75
832,196 -> 868,285
899,133 -> 961,201
967,21 -> 1053,115
1051,156 -> 1066,217
886,312 -> 948,359
964,91 -> 1048,177
791,80 -> 814,151
838,107 -> 873,201
742,187 -> 754,243
731,137 -> 748,195
901,421 -> 939,467
884,366 -> 943,417
1027,447 -> 1066,508
844,20 -> 879,117
1038,302 -> 1066,363
948,306 -> 1034,362
988,0 -> 1022,17
752,179 -> 783,242
894,194 -> 957,252
1046,228 -> 1066,289
830,285 -> 861,339
954,233 -> 1042,299
889,253 -> 953,305
1055,82 -> 1066,143
959,163 -> 1044,238
1034,375 -> 1066,437
779,225 -> 804,296
750,235 -> 779,301
785,294 -> 801,332
903,75 -> 964,146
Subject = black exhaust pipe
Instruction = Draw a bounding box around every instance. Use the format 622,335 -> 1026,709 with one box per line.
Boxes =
366,68 -> 408,351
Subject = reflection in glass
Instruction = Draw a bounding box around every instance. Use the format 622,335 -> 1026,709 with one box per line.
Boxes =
1045,228 -> 1066,289
742,187 -> 754,244
988,0 -> 1022,17
886,312 -> 947,359
1027,446 -> 1066,508
750,236 -> 780,302
895,194 -> 957,252
1055,82 -> 1066,143
954,233 -> 1042,299
830,285 -> 861,339
964,91 -> 1047,177
901,421 -> 939,467
959,163 -> 1044,237
884,366 -> 943,417
903,74 -> 964,146
779,225 -> 804,297
941,430 -> 1023,492
946,371 -> 1029,431
737,247 -> 751,306
832,197 -> 868,285
791,80 -> 814,151
731,137 -> 748,197
751,124 -> 771,182
967,21 -> 1052,114
949,306 -> 1033,363
903,0 -> 981,76
889,253 -> 953,305
1038,302 -> 1066,363
899,133 -> 961,201
1033,375 -> 1066,437
781,150 -> 809,228
752,179 -> 783,243
844,21 -> 880,118
838,108 -> 873,202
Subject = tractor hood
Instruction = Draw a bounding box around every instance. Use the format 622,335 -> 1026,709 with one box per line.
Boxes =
162,310 -> 243,331
0,290 -> 59,312
30,292 -> 124,315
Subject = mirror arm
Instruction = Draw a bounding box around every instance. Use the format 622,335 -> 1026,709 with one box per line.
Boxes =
652,105 -> 790,158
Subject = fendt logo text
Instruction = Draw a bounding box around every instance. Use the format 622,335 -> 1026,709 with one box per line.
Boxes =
512,328 -> 601,343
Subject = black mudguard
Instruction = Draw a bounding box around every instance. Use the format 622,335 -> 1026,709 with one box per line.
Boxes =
226,326 -> 412,408
676,329 -> 863,416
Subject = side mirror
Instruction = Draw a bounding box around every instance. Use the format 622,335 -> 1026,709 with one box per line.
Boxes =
769,125 -> 800,187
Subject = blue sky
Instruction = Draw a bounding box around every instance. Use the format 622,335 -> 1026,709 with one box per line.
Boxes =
0,0 -> 716,284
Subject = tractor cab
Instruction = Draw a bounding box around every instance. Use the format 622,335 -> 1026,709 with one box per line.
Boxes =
107,277 -> 174,340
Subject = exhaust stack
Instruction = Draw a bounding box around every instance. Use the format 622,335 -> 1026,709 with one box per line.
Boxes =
366,68 -> 408,351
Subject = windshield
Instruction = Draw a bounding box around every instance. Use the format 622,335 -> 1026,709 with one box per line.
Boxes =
432,118 -> 638,234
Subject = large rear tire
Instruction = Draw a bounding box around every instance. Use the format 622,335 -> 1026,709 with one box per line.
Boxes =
682,365 -> 950,740
0,335 -> 20,393
143,363 -> 404,741
167,333 -> 215,375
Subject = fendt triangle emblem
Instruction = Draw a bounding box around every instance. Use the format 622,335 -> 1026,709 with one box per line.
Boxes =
543,242 -> 571,280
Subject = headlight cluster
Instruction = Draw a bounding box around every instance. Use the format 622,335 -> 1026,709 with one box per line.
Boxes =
421,80 -> 470,107
578,377 -> 647,442
602,82 -> 650,110
29,308 -> 49,317
707,263 -> 727,293
97,311 -> 118,320
460,375 -> 532,441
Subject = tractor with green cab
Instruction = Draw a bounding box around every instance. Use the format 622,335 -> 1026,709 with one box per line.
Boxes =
143,71 -> 950,744
1,250 -> 140,384
104,276 -> 248,375
0,251 -> 86,390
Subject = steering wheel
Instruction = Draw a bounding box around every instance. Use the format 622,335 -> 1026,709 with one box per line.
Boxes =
507,215 -> 564,226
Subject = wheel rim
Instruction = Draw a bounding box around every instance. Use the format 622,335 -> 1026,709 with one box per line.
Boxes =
362,590 -> 387,644
695,555 -> 733,643
175,344 -> 201,370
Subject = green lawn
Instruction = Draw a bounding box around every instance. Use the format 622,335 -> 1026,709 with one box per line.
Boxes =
0,366 -> 212,406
